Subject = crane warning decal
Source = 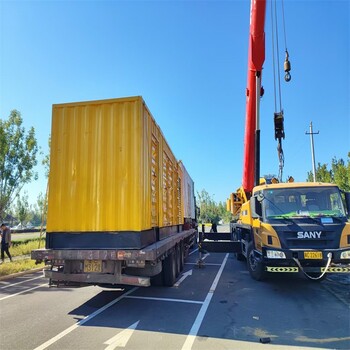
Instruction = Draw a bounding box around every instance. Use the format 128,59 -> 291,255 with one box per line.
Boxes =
266,267 -> 299,272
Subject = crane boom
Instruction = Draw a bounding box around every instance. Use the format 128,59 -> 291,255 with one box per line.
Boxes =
242,0 -> 266,194
224,0 -> 350,283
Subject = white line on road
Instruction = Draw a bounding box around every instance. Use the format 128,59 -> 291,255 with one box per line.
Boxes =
185,262 -> 222,266
174,269 -> 193,287
201,253 -> 210,260
0,283 -> 48,301
125,295 -> 203,305
0,275 -> 43,289
189,248 -> 198,255
181,253 -> 229,350
103,321 -> 140,349
33,287 -> 138,350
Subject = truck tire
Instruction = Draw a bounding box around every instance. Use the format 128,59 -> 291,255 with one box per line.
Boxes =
151,271 -> 164,286
247,242 -> 266,281
175,242 -> 185,276
175,244 -> 181,278
163,250 -> 177,286
179,241 -> 185,271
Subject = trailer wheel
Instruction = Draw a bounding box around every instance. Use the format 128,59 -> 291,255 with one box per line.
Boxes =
163,251 -> 176,286
151,271 -> 164,286
179,241 -> 185,271
247,242 -> 266,281
175,244 -> 181,278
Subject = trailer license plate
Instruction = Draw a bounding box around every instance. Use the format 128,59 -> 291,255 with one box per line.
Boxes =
84,260 -> 102,273
304,251 -> 322,259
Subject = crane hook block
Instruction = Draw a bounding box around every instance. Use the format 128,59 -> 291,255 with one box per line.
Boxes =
274,112 -> 285,140
284,50 -> 291,82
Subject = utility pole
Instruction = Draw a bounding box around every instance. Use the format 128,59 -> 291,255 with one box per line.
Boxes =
305,122 -> 319,182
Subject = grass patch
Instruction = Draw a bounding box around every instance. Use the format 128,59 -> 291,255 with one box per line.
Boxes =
0,259 -> 44,277
0,238 -> 46,277
10,238 -> 46,257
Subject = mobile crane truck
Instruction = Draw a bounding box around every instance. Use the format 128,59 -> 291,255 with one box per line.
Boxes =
32,96 -> 197,287
203,0 -> 350,281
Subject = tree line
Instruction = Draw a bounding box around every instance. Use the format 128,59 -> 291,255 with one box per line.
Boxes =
1,110 -> 349,226
307,154 -> 350,191
0,110 -> 47,225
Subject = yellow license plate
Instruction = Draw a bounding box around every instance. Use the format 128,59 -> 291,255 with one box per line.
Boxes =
304,251 -> 322,259
84,260 -> 102,273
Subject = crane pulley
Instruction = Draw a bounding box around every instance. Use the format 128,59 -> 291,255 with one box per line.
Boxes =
284,50 -> 291,82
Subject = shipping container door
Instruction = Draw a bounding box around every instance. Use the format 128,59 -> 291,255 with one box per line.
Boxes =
176,165 -> 183,224
162,152 -> 174,226
151,135 -> 159,227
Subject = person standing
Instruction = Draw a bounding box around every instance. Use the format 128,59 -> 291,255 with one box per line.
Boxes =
0,223 -> 12,263
210,221 -> 218,233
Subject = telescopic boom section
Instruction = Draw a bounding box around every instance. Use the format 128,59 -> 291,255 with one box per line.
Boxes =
242,0 -> 266,194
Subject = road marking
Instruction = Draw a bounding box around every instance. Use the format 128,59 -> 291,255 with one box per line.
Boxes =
0,283 -> 47,301
0,275 -> 43,289
189,248 -> 198,255
174,269 -> 192,287
181,253 -> 229,350
33,287 -> 138,350
104,321 -> 139,349
202,253 -> 210,260
185,262 -> 222,266
295,335 -> 350,343
125,295 -> 203,305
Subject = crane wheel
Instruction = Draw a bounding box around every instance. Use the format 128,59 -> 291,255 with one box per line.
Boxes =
247,242 -> 266,281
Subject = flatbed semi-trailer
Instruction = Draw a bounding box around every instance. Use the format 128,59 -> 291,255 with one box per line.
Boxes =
32,96 -> 197,287
33,227 -> 196,286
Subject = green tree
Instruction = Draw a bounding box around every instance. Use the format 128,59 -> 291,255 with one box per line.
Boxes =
307,163 -> 332,183
197,189 -> 219,224
28,204 -> 40,226
196,190 -> 233,224
42,136 -> 51,179
36,191 -> 48,226
332,154 -> 350,191
14,192 -> 31,225
307,153 -> 350,191
38,137 -> 50,228
217,201 -> 233,223
0,110 -> 38,221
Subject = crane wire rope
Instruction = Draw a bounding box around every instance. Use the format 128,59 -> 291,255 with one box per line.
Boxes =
282,0 -> 291,82
281,0 -> 288,52
270,1 -> 277,113
271,0 -> 290,183
273,0 -> 283,112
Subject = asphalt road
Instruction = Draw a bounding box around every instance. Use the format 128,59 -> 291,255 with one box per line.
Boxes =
1,246 -> 349,350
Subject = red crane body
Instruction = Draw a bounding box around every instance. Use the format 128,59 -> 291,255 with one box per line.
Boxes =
242,0 -> 267,194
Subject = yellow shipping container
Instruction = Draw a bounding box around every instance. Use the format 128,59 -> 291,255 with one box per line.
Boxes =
47,96 -> 188,249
